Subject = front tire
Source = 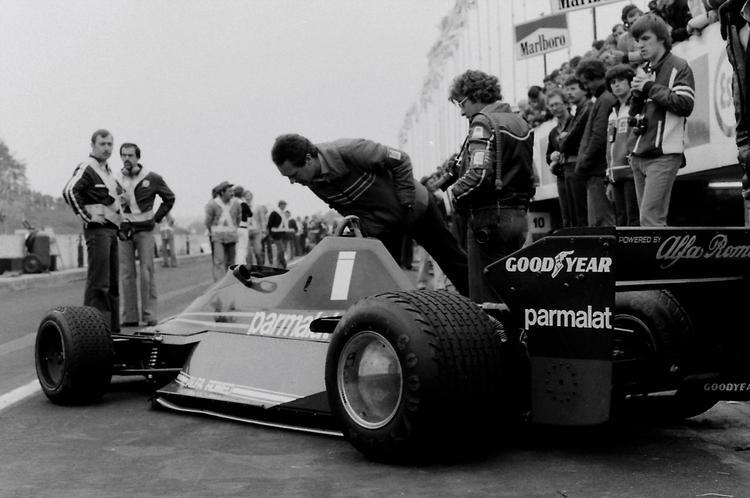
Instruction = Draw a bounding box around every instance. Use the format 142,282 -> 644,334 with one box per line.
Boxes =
325,290 -> 508,462
35,306 -> 113,405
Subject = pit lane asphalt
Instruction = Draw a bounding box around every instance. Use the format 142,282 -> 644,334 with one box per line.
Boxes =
1,256 -> 750,496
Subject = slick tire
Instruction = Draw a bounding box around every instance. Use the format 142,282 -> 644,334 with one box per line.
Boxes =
613,290 -> 693,391
612,290 -> 716,420
325,290 -> 507,463
35,306 -> 113,405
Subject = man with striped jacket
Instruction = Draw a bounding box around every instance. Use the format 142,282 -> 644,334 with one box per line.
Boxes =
63,129 -> 124,333
628,13 -> 695,226
117,143 -> 175,327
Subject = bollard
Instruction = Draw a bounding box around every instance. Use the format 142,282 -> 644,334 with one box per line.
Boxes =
186,237 -> 190,255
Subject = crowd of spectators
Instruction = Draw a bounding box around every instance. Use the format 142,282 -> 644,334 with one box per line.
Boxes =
418,2 -> 709,233
204,181 -> 333,276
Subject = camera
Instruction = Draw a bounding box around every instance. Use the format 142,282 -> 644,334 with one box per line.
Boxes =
433,155 -> 460,191
628,115 -> 648,136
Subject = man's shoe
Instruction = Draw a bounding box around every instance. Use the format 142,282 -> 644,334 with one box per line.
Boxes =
121,321 -> 139,327
146,320 -> 158,326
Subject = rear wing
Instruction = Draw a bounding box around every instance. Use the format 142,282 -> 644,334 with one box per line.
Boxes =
484,226 -> 750,426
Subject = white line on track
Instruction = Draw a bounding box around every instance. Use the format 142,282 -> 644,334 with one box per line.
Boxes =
0,380 -> 40,412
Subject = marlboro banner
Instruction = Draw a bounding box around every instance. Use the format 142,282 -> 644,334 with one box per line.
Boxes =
515,14 -> 569,61
550,0 -> 623,15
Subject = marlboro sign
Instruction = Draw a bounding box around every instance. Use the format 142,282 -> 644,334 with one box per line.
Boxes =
515,14 -> 569,61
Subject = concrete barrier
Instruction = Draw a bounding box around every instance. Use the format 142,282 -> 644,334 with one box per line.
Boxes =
0,253 -> 210,293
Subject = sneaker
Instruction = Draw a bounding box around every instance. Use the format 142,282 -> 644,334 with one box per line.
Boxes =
146,320 -> 158,326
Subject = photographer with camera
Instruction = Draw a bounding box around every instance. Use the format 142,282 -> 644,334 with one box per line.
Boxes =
628,13 -> 695,226
117,143 -> 175,327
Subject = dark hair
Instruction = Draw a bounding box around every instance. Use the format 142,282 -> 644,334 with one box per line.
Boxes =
605,63 -> 636,88
569,55 -> 582,70
527,85 -> 543,99
119,142 -> 141,159
563,75 -> 582,88
90,129 -> 111,144
630,13 -> 672,51
592,39 -> 605,51
271,134 -> 318,167
575,57 -> 607,82
449,70 -> 502,104
621,4 -> 641,22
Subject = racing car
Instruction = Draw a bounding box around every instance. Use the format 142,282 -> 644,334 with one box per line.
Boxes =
34,217 -> 750,461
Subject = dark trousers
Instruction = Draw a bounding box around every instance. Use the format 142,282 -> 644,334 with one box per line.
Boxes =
556,173 -> 571,228
612,178 -> 640,226
467,205 -> 528,303
380,196 -> 469,297
84,226 -> 119,333
563,164 -> 588,227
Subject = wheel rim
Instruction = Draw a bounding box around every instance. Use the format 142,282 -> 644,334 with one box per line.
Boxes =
613,314 -> 657,363
337,331 -> 403,429
37,322 -> 65,387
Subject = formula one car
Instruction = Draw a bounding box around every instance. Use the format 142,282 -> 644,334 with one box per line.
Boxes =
34,217 -> 750,461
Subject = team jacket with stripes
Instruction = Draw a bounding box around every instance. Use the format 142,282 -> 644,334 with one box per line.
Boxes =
630,51 -> 695,157
449,101 -> 535,208
117,164 -> 175,232
62,156 -> 123,228
310,139 -> 417,238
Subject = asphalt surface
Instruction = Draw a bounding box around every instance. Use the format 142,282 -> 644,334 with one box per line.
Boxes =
1,254 -> 749,497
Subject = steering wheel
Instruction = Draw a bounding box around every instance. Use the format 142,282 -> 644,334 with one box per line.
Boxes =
334,215 -> 365,238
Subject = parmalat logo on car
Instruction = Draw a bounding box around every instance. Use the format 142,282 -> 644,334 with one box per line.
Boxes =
247,311 -> 329,341
505,250 -> 612,278
524,305 -> 612,330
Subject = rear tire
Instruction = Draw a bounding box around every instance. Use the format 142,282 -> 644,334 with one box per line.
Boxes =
612,290 -> 715,420
35,306 -> 113,405
325,290 -> 508,462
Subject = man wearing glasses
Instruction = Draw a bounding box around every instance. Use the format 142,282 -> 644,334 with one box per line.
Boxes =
444,70 -> 535,303
271,134 -> 469,297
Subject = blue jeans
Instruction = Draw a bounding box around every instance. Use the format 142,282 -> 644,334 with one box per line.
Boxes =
630,154 -> 682,227
84,226 -> 119,333
119,230 -> 157,324
586,176 -> 615,227
467,205 -> 528,303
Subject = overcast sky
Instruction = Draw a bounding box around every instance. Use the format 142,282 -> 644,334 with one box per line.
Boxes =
0,0 -> 454,221
0,0 -> 643,223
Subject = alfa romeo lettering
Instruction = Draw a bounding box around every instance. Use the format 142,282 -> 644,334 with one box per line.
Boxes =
505,250 -> 612,278
524,306 -> 612,330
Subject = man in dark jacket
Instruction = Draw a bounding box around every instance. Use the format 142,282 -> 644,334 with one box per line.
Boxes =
271,134 -> 469,296
559,75 -> 594,227
718,0 -> 750,199
63,129 -> 124,333
575,58 -> 618,227
445,70 -> 535,303
117,143 -> 175,327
